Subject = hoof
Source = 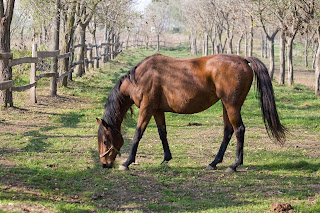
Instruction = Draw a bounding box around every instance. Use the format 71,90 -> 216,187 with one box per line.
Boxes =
225,167 -> 236,173
206,165 -> 217,171
160,160 -> 170,165
119,165 -> 129,171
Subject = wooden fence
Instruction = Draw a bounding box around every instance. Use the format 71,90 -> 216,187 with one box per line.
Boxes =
0,41 -> 119,105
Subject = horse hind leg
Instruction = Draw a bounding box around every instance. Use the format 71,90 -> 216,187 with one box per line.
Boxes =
154,111 -> 172,164
224,105 -> 245,173
207,104 -> 234,170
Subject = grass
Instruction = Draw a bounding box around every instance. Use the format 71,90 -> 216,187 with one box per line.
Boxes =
0,47 -> 320,212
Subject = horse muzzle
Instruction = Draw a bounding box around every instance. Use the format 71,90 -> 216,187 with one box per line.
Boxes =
102,163 -> 113,168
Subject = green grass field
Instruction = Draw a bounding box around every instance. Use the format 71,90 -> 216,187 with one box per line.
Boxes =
0,48 -> 320,212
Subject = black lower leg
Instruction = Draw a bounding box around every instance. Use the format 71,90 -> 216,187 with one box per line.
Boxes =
209,127 -> 233,168
158,127 -> 172,164
228,124 -> 245,171
122,128 -> 143,168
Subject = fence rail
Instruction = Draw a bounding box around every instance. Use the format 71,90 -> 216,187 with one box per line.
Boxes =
0,40 -> 117,106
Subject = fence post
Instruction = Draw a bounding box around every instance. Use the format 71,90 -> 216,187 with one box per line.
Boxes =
84,44 -> 89,73
102,43 -> 107,63
105,43 -> 110,62
50,55 -> 58,96
68,47 -> 74,81
88,43 -> 93,68
30,43 -> 37,104
95,41 -> 100,68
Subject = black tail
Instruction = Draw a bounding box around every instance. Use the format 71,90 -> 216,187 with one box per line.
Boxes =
246,57 -> 286,144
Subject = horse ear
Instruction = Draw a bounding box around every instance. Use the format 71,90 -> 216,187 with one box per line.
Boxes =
96,118 -> 102,125
101,119 -> 108,128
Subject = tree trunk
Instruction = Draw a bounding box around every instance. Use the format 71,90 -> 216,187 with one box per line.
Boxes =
209,27 -> 216,55
313,43 -> 318,69
265,29 -> 278,79
244,32 -> 248,57
227,35 -> 233,54
268,39 -> 275,79
237,35 -> 243,55
265,36 -> 268,58
104,24 -> 111,62
156,33 -> 160,52
0,0 -> 15,108
202,32 -> 208,56
60,2 -> 76,86
190,29 -> 197,55
304,32 -> 309,68
287,37 -> 294,86
261,34 -> 264,58
92,29 -> 98,68
50,0 -> 60,96
217,27 -> 223,54
279,31 -> 286,85
75,24 -> 86,77
315,26 -> 320,97
88,17 -> 98,68
110,33 -> 115,59
249,16 -> 254,57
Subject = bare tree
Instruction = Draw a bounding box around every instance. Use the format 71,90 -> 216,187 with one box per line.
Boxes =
275,0 -> 314,86
313,0 -> 320,96
59,1 -> 77,85
99,0 -> 134,60
252,0 -> 279,79
0,0 -> 15,107
75,1 -> 99,77
145,1 -> 169,51
50,0 -> 60,95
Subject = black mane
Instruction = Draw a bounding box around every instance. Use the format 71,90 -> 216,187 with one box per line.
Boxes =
102,55 -> 156,132
102,70 -> 132,131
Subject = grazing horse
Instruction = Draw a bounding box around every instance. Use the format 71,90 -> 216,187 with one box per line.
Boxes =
96,54 -> 286,172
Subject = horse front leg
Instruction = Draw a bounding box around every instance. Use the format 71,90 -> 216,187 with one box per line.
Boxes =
119,106 -> 152,171
154,111 -> 172,164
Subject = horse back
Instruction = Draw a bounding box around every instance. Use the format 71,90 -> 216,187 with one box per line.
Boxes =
120,54 -> 254,114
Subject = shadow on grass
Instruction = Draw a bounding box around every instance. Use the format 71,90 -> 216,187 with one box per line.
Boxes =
21,127 -> 56,152
53,112 -> 84,128
1,146 -> 319,212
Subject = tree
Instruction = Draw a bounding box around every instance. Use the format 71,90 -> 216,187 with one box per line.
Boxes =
145,1 -> 169,51
50,0 -> 60,95
313,0 -> 320,96
59,1 -> 77,85
98,0 -> 134,60
274,0 -> 314,86
0,0 -> 15,107
253,0 -> 279,79
74,1 -> 98,77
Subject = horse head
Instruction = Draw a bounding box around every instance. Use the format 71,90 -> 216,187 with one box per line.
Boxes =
96,118 -> 123,168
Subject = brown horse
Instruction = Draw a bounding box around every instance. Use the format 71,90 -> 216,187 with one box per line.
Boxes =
96,54 -> 286,172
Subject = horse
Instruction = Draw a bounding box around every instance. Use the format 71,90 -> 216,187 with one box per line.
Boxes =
96,54 -> 286,172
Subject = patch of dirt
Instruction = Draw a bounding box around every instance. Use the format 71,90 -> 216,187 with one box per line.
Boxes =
274,69 -> 315,89
270,202 -> 293,212
0,93 -> 86,133
0,203 -> 51,213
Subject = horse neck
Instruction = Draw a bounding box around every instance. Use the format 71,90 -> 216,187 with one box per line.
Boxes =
103,94 -> 133,133
115,97 -> 133,130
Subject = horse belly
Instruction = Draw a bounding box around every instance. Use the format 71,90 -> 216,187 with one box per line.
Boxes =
165,91 -> 219,114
